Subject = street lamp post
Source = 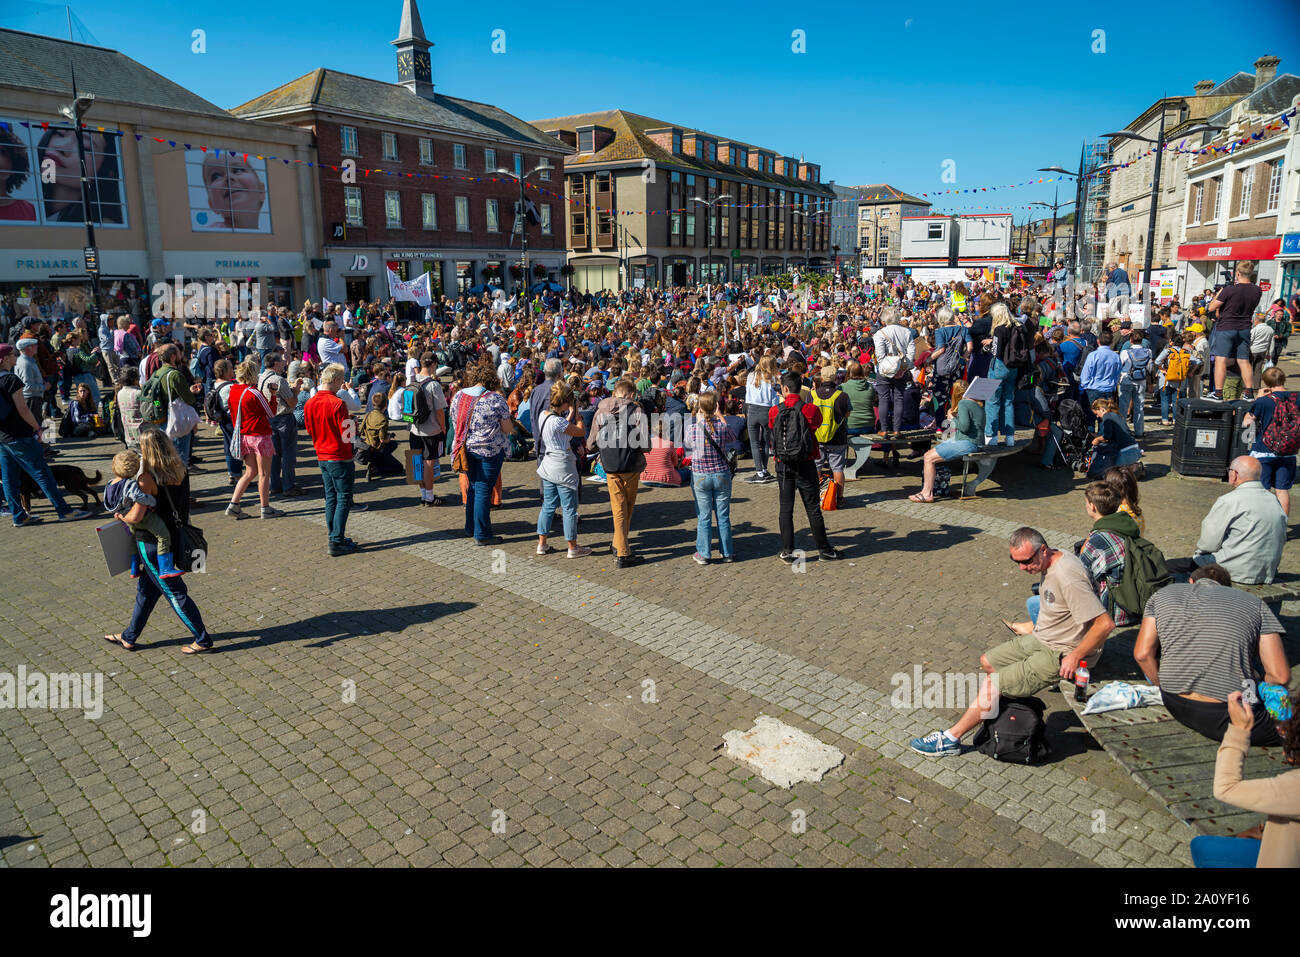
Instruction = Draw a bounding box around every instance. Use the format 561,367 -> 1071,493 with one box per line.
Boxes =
61,68 -> 98,314
1102,116 -> 1223,320
689,193 -> 731,299
497,163 -> 551,295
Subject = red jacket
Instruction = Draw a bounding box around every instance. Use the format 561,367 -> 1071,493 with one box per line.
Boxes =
303,389 -> 353,461
768,393 -> 821,460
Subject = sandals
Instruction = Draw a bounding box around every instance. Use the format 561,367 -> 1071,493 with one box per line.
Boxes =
908,493 -> 935,504
102,633 -> 136,651
181,641 -> 211,654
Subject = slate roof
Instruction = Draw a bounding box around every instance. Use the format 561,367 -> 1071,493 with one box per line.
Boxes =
0,28 -> 231,118
528,109 -> 833,194
847,183 -> 931,206
233,69 -> 568,152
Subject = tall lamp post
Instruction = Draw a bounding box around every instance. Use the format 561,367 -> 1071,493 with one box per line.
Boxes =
1102,115 -> 1223,320
1030,190 -> 1074,269
60,68 -> 98,314
689,193 -> 731,298
1039,158 -> 1121,283
497,163 -> 551,295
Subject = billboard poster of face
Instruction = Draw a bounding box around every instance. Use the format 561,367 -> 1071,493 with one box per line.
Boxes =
186,150 -> 271,232
0,118 -> 127,226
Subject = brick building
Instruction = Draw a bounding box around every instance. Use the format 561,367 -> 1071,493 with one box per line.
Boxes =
232,0 -> 570,302
528,109 -> 833,291
850,185 -> 931,267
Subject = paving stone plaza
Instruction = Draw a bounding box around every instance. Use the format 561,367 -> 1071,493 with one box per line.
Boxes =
2,409 -> 1294,868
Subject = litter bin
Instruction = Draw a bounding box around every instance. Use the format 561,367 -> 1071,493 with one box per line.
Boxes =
1229,400 -> 1256,465
1171,398 -> 1235,478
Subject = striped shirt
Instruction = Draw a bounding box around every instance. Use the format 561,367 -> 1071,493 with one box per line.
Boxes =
1144,581 -> 1285,701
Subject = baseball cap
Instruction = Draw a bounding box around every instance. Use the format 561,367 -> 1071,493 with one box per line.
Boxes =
152,318 -> 169,327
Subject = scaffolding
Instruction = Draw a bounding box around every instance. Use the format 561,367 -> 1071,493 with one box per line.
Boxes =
1078,139 -> 1111,284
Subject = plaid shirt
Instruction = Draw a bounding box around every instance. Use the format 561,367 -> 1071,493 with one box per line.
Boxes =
1080,530 -> 1134,626
684,417 -> 736,474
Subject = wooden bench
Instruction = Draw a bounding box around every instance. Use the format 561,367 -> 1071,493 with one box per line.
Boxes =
1062,678 -> 1294,837
955,438 -> 1032,498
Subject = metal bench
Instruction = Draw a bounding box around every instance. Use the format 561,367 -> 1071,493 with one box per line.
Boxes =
955,438 -> 1032,498
846,430 -> 935,480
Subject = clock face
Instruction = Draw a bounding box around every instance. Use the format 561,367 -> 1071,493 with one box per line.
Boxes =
398,51 -> 413,76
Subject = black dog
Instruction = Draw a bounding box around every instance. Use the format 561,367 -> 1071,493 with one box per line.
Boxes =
19,465 -> 103,514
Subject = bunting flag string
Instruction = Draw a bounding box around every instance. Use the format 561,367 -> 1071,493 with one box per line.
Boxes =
3,102 -> 1295,220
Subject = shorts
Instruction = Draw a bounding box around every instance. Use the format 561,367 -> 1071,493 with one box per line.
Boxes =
823,445 -> 847,473
409,433 -> 444,460
1256,454 -> 1296,491
240,433 -> 274,459
934,438 -> 978,461
984,633 -> 1062,699
1210,328 -> 1252,361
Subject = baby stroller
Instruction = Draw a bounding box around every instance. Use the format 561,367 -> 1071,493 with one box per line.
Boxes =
1048,397 -> 1092,473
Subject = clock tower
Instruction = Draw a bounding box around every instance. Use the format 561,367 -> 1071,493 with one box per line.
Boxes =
393,0 -> 434,99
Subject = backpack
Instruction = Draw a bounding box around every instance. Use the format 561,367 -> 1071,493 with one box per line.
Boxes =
1108,532 -> 1173,617
138,370 -> 172,425
1000,320 -> 1034,370
772,402 -> 815,463
204,380 -> 232,427
811,388 -> 843,443
1261,393 -> 1300,455
1126,348 -> 1151,381
1062,336 -> 1091,377
973,696 -> 1051,764
934,331 -> 966,379
1164,348 -> 1190,383
401,380 -> 433,425
188,352 -> 202,379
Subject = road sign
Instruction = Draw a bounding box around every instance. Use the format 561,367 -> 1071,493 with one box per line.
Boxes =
84,246 -> 99,274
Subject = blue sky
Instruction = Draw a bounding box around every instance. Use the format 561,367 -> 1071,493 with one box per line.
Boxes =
7,0 -> 1300,215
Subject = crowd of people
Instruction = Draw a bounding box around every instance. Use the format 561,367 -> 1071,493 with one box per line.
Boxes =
3,265 -> 1297,867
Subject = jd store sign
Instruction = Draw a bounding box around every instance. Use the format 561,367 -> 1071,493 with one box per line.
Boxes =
348,254 -> 369,272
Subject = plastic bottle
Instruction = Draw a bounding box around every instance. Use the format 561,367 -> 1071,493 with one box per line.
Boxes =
1074,660 -> 1090,703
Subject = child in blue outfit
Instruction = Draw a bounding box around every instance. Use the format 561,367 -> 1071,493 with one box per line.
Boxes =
107,450 -> 181,578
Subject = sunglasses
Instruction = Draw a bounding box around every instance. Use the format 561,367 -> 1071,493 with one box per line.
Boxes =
1009,543 -> 1044,567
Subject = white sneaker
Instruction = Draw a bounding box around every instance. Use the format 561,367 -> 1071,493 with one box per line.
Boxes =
985,436 -> 998,446
567,546 -> 593,559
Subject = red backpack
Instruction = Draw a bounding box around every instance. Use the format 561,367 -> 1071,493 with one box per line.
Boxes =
1261,393 -> 1300,456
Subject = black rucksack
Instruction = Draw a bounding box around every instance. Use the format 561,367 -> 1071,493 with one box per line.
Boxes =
204,380 -> 232,427
772,402 -> 814,463
1001,320 -> 1035,369
973,696 -> 1051,764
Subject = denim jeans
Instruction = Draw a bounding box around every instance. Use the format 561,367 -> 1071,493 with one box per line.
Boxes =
692,470 -> 733,558
745,404 -> 770,474
1026,595 -> 1040,624
1189,835 -> 1260,868
537,478 -> 578,542
123,539 -> 211,648
1159,382 -> 1186,421
269,413 -> 298,493
173,430 -> 191,464
319,459 -> 354,547
0,436 -> 71,520
984,357 -> 1018,440
1118,379 -> 1145,437
466,450 -> 505,541
220,423 -> 241,478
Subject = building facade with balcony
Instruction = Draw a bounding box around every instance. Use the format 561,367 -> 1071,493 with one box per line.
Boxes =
1178,71 -> 1300,299
528,110 -> 833,291
231,0 -> 571,302
1103,57 -> 1295,290
851,185 -> 931,267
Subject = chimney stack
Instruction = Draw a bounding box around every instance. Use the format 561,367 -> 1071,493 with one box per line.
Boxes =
1254,55 -> 1280,90
1193,79 -> 1214,95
